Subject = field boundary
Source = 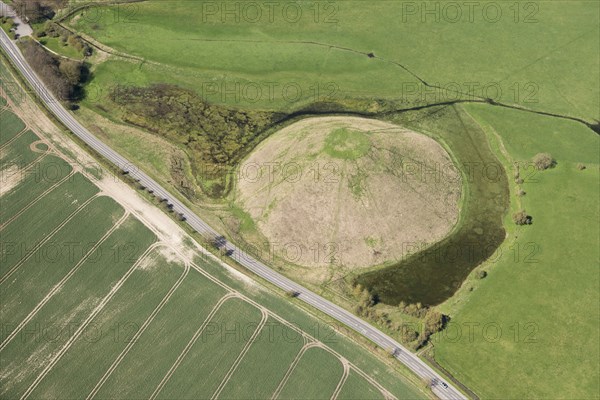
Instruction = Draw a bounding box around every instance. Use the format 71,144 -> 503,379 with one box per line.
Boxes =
270,342 -> 321,399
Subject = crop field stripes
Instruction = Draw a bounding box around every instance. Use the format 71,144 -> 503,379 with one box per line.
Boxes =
211,308 -> 269,400
85,255 -> 191,400
0,169 -> 75,230
275,345 -> 312,391
148,292 -> 240,400
270,342 -> 323,399
331,359 -> 351,400
0,149 -> 48,180
19,242 -> 160,400
0,193 -> 99,284
0,211 -> 130,352
0,126 -> 29,150
162,247 -> 395,400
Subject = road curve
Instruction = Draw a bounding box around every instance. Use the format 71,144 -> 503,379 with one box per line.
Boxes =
1,29 -> 466,400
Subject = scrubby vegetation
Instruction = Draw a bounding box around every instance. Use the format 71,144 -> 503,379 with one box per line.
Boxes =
350,284 -> 448,350
109,84 -> 286,197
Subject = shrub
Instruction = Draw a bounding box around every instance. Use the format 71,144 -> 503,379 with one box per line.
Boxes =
515,177 -> 524,184
477,270 -> 488,279
532,153 -> 555,170
423,309 -> 446,336
577,163 -> 586,170
517,189 -> 526,197
513,210 -> 532,225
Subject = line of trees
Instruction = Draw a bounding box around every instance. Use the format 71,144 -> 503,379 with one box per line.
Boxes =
21,40 -> 88,106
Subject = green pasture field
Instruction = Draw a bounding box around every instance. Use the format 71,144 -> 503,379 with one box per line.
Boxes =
92,270 -> 230,399
37,36 -> 86,60
216,317 -> 305,400
0,129 -> 44,168
67,0 -> 598,120
156,298 -> 263,399
0,215 -> 156,398
433,105 -> 600,399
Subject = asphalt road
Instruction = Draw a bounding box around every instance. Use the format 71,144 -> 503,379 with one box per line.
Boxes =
1,28 -> 466,400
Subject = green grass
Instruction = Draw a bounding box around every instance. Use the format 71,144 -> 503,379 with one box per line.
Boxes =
94,271 -> 228,399
0,19 -> 14,36
337,371 -> 386,400
69,1 -> 598,120
277,346 -> 344,399
0,110 -> 26,145
434,105 -> 600,399
0,173 -> 100,277
216,317 -> 305,400
0,196 -> 124,342
358,104 -> 510,306
323,128 -> 371,160
75,107 -> 176,179
0,95 -> 6,107
28,248 -> 184,399
157,297 -> 263,399
0,155 -> 73,224
37,36 -> 85,60
0,215 -> 156,398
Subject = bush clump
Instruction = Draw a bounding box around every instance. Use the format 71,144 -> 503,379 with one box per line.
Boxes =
513,210 -> 532,225
532,153 -> 555,170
